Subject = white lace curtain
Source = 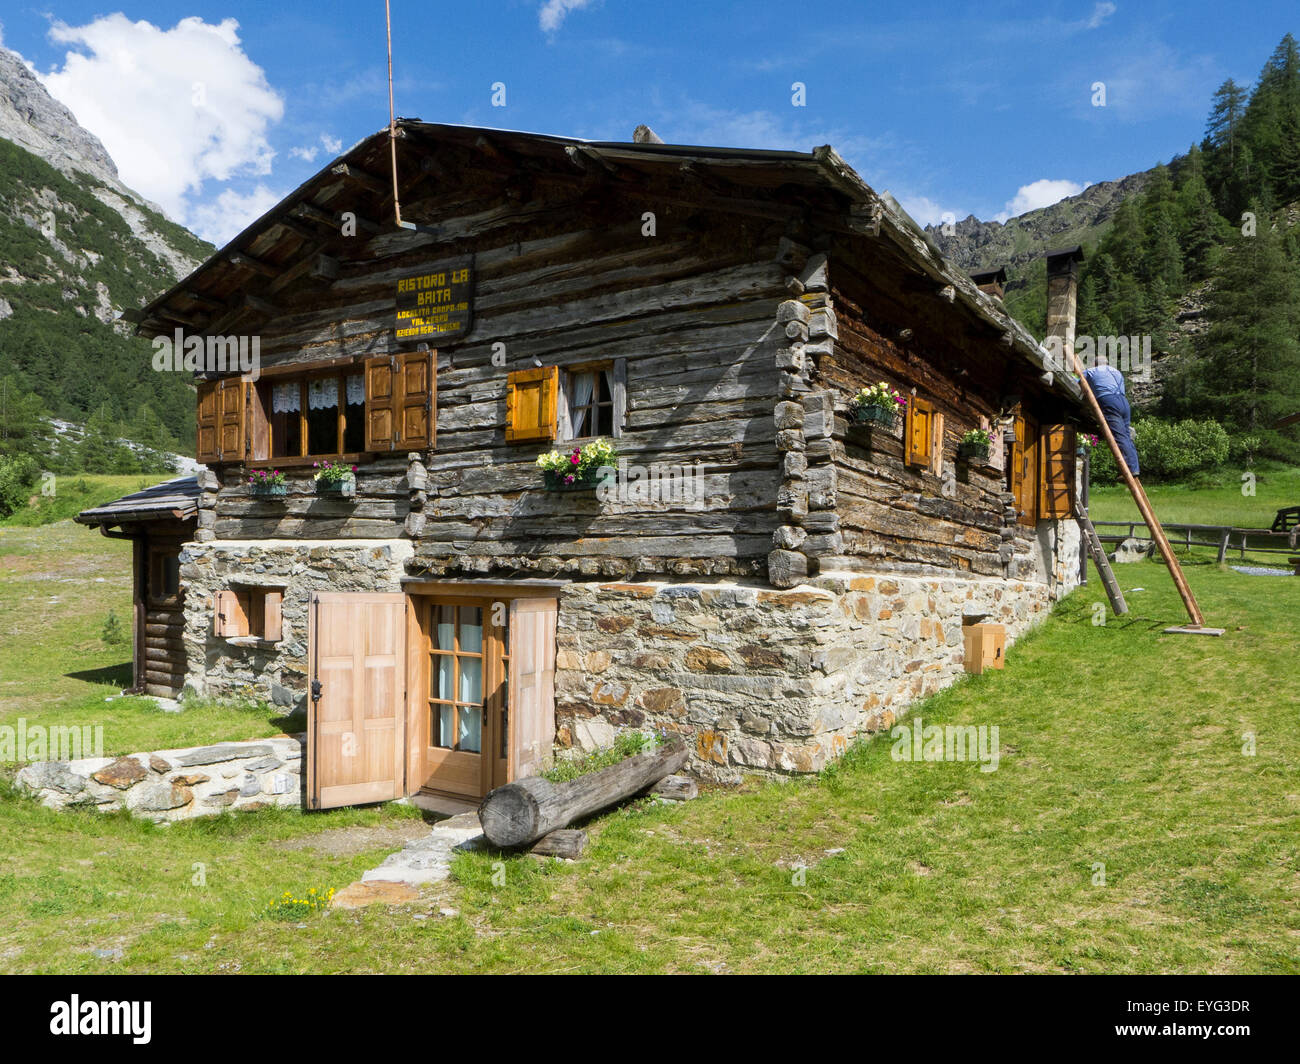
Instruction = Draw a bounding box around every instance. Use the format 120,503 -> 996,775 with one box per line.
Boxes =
569,371 -> 596,437
271,375 -> 364,414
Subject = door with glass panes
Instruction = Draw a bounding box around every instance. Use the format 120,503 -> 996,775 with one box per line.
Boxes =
423,598 -> 509,798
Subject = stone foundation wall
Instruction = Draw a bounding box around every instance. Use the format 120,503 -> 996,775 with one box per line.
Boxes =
15,735 -> 305,822
177,540 -> 414,710
555,550 -> 1072,783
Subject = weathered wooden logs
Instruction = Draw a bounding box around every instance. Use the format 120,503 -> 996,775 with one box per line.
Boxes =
479,742 -> 689,848
648,774 -> 699,801
530,829 -> 588,859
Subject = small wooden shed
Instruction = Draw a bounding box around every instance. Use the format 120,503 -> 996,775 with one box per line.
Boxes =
76,477 -> 200,697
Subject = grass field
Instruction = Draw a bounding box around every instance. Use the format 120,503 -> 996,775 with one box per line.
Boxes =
1,519 -> 1296,973
0,472 -> 182,528
1088,465 -> 1300,566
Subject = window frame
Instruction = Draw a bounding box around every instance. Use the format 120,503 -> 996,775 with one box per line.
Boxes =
251,367 -> 367,466
559,358 -> 626,442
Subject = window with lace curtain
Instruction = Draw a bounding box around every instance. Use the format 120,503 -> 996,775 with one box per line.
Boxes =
255,371 -> 366,459
559,359 -> 625,441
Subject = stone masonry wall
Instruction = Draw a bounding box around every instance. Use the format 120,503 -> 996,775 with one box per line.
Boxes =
16,735 -> 305,822
178,540 -> 415,711
555,537 -> 1075,784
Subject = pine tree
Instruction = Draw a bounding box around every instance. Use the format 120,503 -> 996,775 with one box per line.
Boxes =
1201,209 -> 1300,457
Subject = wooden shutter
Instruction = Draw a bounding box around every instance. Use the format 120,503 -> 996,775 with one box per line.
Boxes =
905,396 -> 934,468
506,366 -> 559,443
262,591 -> 283,643
1038,424 -> 1076,519
307,592 -> 407,809
216,378 -> 246,462
196,380 -> 219,463
508,597 -> 557,780
365,352 -> 435,451
1012,414 -> 1040,525
214,589 -> 247,637
398,351 -> 434,450
364,355 -> 397,452
928,411 -> 946,476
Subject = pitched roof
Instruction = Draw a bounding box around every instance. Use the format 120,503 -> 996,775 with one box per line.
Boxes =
127,120 -> 1081,403
75,476 -> 200,528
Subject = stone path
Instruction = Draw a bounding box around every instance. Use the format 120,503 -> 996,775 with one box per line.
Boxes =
354,812 -> 485,888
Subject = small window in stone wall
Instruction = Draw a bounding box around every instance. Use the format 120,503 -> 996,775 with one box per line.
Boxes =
215,587 -> 284,642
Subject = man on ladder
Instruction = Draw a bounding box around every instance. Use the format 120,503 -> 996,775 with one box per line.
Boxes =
1083,353 -> 1140,477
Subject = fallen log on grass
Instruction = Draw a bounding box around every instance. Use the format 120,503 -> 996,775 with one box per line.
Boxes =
479,742 -> 689,848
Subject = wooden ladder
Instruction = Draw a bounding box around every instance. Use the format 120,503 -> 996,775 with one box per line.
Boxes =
1074,497 -> 1128,616
1068,348 -> 1214,631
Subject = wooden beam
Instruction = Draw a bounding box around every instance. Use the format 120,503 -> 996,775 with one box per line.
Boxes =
227,252 -> 277,278
330,162 -> 389,195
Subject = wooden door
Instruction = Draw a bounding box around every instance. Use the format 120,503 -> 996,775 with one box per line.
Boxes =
307,593 -> 407,809
422,598 -> 498,799
509,598 -> 557,780
416,595 -> 557,798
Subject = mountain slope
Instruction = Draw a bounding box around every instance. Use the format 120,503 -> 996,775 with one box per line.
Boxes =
0,45 -> 211,451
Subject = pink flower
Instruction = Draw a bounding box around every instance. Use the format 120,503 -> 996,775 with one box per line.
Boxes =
351,465 -> 358,473
570,452 -> 581,465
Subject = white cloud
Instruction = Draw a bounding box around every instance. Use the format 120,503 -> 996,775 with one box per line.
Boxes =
1083,2 -> 1117,30
186,184 -> 281,245
539,0 -> 596,34
897,196 -> 967,229
39,15 -> 284,227
995,178 -> 1087,222
289,134 -> 343,167
320,133 -> 342,154
290,145 -> 319,163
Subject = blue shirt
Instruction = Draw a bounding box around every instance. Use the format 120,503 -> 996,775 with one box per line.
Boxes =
1084,365 -> 1127,402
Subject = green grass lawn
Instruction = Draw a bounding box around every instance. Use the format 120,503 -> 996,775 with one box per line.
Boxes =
0,472 -> 181,528
1088,465 -> 1300,566
0,520 -> 299,753
2,527 -> 1296,972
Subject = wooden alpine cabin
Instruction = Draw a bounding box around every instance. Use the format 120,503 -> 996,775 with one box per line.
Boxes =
105,121 -> 1087,808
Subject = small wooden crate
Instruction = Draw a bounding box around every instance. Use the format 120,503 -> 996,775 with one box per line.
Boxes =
963,623 -> 1005,675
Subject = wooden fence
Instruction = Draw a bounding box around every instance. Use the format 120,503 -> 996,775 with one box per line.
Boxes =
1093,522 -> 1300,562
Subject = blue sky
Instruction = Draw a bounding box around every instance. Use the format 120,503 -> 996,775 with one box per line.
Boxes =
0,1 -> 1294,242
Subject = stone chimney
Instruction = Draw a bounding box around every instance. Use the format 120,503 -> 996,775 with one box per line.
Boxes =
633,124 -> 665,144
1045,246 -> 1084,360
970,266 -> 1007,301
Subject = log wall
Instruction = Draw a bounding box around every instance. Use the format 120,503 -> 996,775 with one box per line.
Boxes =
210,186 -> 791,579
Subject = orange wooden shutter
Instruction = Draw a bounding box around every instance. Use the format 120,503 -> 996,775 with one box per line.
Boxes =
508,597 -> 557,780
262,591 -> 283,642
506,366 -> 559,442
398,351 -> 434,450
905,396 -> 934,468
307,592 -> 407,809
214,589 -> 247,637
196,380 -> 219,463
364,355 -> 397,451
1013,415 -> 1040,525
928,411 -> 946,476
1038,424 -> 1076,519
216,378 -> 246,462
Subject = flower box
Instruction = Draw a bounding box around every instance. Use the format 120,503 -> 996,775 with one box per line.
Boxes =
315,478 -> 356,497
543,470 -> 601,492
850,403 -> 898,430
249,483 -> 288,498
957,441 -> 990,463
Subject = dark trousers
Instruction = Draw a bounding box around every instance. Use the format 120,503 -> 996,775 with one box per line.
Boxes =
1098,393 -> 1140,476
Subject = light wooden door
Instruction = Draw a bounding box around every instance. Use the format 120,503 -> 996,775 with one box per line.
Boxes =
307,592 -> 407,809
509,598 -> 557,780
422,598 -> 500,799
416,595 -> 557,798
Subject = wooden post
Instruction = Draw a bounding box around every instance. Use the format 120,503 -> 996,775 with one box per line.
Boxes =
1069,349 -> 1206,628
